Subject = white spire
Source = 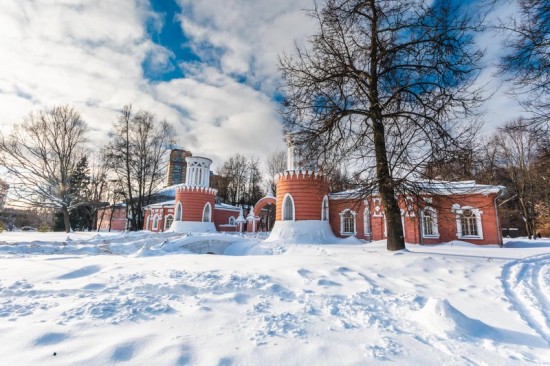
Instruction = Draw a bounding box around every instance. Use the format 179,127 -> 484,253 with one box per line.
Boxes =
236,207 -> 246,223
266,186 -> 275,198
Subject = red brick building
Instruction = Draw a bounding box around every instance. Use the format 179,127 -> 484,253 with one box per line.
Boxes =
143,148 -> 504,245
96,204 -> 127,231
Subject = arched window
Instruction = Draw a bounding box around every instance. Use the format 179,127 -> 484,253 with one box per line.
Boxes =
202,202 -> 211,222
164,215 -> 174,231
283,193 -> 295,221
421,207 -> 439,238
152,214 -> 159,230
175,202 -> 182,221
364,209 -> 371,236
339,209 -> 356,235
461,209 -> 478,236
321,195 -> 329,221
229,216 -> 236,225
455,206 -> 483,239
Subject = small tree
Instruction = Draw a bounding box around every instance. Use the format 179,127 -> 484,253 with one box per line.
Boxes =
0,106 -> 88,232
265,151 -> 287,193
492,118 -> 546,238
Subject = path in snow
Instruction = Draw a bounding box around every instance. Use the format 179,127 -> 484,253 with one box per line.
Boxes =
501,253 -> 550,346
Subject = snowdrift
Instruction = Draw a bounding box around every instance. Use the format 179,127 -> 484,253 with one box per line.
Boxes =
265,220 -> 363,244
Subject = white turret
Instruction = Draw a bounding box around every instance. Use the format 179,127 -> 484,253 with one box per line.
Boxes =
185,156 -> 212,188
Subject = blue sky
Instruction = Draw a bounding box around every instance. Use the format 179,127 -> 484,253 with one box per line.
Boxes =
0,0 -> 524,170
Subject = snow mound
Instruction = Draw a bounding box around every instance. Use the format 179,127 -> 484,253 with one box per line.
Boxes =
168,221 -> 216,233
0,232 -> 274,257
265,220 -> 362,244
414,298 -> 499,339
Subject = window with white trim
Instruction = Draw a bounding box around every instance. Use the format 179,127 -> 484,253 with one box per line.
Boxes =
202,202 -> 211,222
421,207 -> 439,238
283,194 -> 295,221
363,209 -> 371,236
229,216 -> 235,225
175,202 -> 182,221
455,206 -> 483,239
321,195 -> 329,221
164,215 -> 174,231
152,214 -> 159,230
339,209 -> 356,235
461,209 -> 478,236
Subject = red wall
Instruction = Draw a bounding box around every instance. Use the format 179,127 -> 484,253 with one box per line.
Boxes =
276,171 -> 330,221
328,199 -> 367,239
213,208 -> 239,231
175,187 -> 216,222
97,206 -> 126,231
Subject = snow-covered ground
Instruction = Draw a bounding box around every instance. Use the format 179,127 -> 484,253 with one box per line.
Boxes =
0,231 -> 549,365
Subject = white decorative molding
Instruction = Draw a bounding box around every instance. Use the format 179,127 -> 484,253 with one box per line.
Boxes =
339,209 -> 357,236
453,205 -> 484,240
372,198 -> 383,217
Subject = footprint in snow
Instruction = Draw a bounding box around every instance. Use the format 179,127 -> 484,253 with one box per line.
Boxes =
317,279 -> 342,287
297,268 -> 312,279
57,265 -> 101,280
34,332 -> 68,346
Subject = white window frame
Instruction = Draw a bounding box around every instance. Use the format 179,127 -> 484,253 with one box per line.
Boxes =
202,202 -> 212,222
421,207 -> 440,239
228,216 -> 236,225
152,214 -> 159,230
164,214 -> 174,231
454,205 -> 483,240
363,208 -> 371,236
321,195 -> 329,221
282,193 -> 295,221
339,209 -> 357,236
175,202 -> 182,221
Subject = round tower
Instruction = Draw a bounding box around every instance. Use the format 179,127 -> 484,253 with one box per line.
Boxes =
170,156 -> 217,233
266,135 -> 335,243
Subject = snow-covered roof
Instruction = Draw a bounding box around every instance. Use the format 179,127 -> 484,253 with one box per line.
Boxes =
215,203 -> 241,212
144,200 -> 175,209
329,180 -> 505,200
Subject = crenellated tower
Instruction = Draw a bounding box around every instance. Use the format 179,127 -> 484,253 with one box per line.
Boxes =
169,156 -> 217,232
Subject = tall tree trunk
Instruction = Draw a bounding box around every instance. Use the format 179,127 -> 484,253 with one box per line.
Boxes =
62,206 -> 71,233
519,197 -> 532,239
369,0 -> 404,251
373,118 -> 405,251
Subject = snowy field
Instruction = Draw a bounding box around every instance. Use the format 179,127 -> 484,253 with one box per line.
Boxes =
0,231 -> 549,365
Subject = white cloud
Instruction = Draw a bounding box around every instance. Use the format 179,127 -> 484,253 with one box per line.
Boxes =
0,0 -> 301,171
177,0 -> 316,91
0,0 -> 530,174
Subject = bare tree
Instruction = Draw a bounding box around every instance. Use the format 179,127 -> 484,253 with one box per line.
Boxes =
104,105 -> 176,231
280,0 -> 487,250
493,118 -> 544,238
214,154 -> 265,206
216,154 -> 248,205
499,0 -> 550,127
0,106 -> 88,232
265,151 -> 287,193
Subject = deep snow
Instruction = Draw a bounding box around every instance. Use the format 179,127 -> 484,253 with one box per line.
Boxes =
0,231 -> 549,365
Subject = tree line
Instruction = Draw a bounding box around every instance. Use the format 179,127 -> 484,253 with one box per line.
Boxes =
0,103 -> 289,233
0,105 -> 175,233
